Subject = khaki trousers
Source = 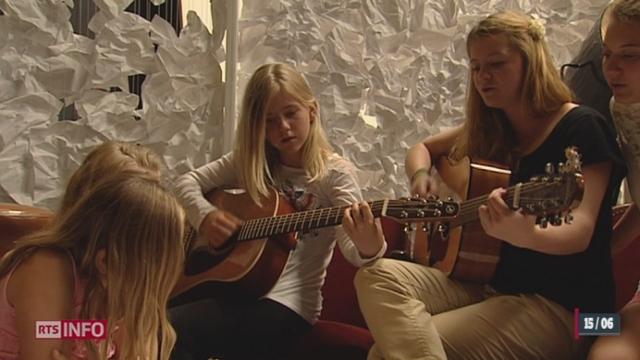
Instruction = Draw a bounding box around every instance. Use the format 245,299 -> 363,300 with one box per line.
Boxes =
355,258 -> 578,360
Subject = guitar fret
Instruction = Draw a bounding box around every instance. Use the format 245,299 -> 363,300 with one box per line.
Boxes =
250,217 -> 260,239
257,216 -> 267,238
276,212 -> 287,234
286,213 -> 295,233
244,218 -> 254,240
238,221 -> 248,240
268,214 -> 276,237
293,211 -> 302,232
316,208 -> 324,227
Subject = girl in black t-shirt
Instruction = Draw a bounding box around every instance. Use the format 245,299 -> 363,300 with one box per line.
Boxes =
355,10 -> 625,360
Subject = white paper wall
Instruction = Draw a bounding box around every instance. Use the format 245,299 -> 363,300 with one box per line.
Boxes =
0,0 -> 609,209
238,0 -> 610,200
0,0 -> 226,208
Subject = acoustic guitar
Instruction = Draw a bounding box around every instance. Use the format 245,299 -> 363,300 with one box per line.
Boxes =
405,147 -> 584,283
171,190 -> 459,305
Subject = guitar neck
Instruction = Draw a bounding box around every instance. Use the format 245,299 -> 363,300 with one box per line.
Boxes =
449,183 -> 532,227
237,199 -> 388,241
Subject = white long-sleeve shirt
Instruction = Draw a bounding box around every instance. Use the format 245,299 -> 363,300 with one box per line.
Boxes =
173,152 -> 386,323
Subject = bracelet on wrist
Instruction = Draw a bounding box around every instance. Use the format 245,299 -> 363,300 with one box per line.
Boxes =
410,167 -> 430,183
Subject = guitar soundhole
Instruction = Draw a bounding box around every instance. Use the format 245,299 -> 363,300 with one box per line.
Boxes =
184,248 -> 222,276
184,234 -> 237,276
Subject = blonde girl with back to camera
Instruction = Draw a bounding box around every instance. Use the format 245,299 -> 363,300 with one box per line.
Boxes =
0,142 -> 186,360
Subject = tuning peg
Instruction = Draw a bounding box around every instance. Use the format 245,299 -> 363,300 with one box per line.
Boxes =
416,210 -> 425,218
545,163 -> 555,175
538,216 -> 549,228
403,224 -> 413,233
444,203 -> 457,215
437,223 -> 449,239
564,212 -> 574,224
422,223 -> 432,233
550,214 -> 563,226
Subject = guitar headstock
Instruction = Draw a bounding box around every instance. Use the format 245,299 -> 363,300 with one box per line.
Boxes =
515,147 -> 584,227
384,198 -> 460,222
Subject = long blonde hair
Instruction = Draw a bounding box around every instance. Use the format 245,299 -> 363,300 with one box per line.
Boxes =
233,63 -> 333,204
60,141 -> 164,213
0,172 -> 184,360
452,10 -> 574,163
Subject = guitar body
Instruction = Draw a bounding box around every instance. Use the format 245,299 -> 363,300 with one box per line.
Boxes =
415,157 -> 510,283
171,188 -> 297,305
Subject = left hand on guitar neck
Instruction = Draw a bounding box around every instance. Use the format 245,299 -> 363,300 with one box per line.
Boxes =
478,188 -> 538,249
342,201 -> 386,258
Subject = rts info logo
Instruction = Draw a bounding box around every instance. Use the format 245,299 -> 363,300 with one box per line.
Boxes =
35,320 -> 107,340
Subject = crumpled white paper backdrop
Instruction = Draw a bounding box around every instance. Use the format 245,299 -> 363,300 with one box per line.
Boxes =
0,0 -> 609,209
0,0 -> 223,209
239,0 -> 610,200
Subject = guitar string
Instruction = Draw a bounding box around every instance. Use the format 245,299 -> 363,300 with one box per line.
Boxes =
453,181 -> 576,223
220,178 -> 577,241
241,180 -> 573,238
237,200 -> 452,241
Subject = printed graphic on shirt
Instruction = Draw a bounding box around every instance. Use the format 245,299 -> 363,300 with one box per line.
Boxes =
280,180 -> 320,237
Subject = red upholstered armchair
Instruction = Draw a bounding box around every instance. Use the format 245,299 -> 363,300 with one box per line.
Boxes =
290,204 -> 640,359
1,203 -> 639,360
0,203 -> 53,256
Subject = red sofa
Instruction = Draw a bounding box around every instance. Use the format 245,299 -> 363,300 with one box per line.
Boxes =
291,204 -> 640,359
1,203 -> 639,359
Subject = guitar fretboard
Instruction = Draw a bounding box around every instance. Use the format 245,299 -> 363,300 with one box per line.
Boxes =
448,180 -> 567,227
237,199 -> 388,241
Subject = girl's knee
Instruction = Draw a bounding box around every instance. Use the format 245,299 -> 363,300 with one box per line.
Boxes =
355,258 -> 399,290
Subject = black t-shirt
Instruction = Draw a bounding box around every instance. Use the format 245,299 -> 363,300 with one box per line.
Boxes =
490,106 -> 626,313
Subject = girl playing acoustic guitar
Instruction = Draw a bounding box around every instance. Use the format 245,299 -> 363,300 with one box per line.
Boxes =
170,63 -> 386,360
589,0 -> 640,358
355,10 -> 626,359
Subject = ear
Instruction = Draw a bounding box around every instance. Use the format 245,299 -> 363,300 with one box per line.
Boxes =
94,249 -> 107,277
309,102 -> 318,123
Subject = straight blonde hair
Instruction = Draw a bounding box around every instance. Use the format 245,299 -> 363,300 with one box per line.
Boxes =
60,141 -> 164,213
602,0 -> 640,37
233,63 -> 333,204
452,11 -> 574,163
0,172 -> 184,360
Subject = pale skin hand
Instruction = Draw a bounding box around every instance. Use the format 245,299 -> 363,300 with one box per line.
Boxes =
478,162 -> 611,255
199,209 -> 243,248
51,349 -> 68,360
405,126 -> 463,199
410,171 -> 439,199
477,188 -> 538,247
342,201 -> 385,258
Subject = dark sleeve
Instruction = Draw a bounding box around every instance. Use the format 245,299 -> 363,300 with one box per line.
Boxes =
563,106 -> 626,204
564,107 -> 625,169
